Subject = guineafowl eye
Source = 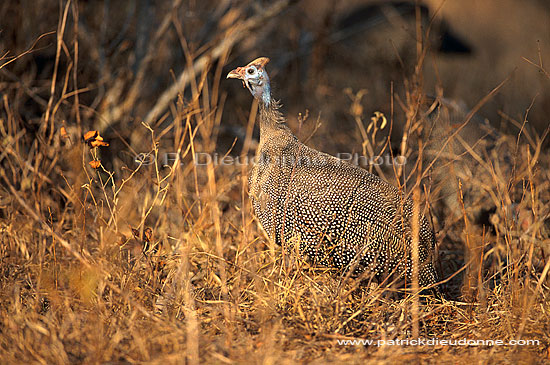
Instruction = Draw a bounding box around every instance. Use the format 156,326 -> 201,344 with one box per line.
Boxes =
247,67 -> 255,75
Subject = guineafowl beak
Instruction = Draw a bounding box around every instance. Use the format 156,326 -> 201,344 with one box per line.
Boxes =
227,67 -> 244,80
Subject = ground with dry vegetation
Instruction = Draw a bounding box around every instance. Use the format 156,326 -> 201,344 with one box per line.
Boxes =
1,0 -> 549,363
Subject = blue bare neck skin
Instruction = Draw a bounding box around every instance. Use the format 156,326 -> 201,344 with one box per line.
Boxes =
252,74 -> 271,107
260,83 -> 271,106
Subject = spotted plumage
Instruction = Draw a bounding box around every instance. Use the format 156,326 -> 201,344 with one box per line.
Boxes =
227,57 -> 439,288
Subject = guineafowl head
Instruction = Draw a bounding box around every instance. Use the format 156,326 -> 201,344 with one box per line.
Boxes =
227,57 -> 271,106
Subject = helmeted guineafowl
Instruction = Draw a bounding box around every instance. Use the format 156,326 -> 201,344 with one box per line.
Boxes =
227,57 -> 439,288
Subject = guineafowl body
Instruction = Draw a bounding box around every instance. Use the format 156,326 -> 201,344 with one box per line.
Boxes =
227,57 -> 438,288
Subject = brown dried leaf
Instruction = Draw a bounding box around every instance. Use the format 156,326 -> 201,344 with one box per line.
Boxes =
143,227 -> 153,243
83,130 -> 98,141
60,126 -> 69,139
84,130 -> 109,147
90,139 -> 109,147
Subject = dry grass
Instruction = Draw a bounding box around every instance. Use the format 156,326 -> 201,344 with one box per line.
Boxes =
1,0 -> 549,363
